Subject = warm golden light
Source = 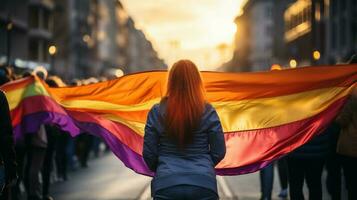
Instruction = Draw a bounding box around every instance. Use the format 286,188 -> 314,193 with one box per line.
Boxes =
83,34 -> 91,43
289,59 -> 297,68
48,45 -> 57,55
271,64 -> 282,71
313,50 -> 321,60
115,69 -> 124,77
7,22 -> 13,30
120,0 -> 246,70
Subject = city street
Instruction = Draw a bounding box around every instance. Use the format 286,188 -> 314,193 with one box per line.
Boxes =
51,153 -> 150,200
1,0 -> 356,200
51,153 -> 339,200
51,153 -> 239,200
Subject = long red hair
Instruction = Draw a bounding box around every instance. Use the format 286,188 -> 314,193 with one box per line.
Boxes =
161,59 -> 206,146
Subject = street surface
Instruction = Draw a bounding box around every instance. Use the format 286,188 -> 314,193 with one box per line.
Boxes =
52,153 -> 338,200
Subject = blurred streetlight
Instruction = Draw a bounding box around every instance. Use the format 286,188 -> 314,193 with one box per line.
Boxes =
48,45 -> 57,56
83,34 -> 91,43
313,50 -> 321,60
289,59 -> 297,68
48,45 -> 57,71
115,69 -> 124,77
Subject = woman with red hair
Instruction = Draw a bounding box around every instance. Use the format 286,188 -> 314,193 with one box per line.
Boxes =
143,59 -> 226,200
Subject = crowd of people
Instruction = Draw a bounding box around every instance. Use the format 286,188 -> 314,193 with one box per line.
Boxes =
258,55 -> 357,200
0,66 -> 110,200
0,56 -> 356,200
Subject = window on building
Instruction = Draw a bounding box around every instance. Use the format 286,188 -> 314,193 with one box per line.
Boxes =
266,5 -> 272,18
29,7 -> 40,29
29,39 -> 39,61
331,21 -> 337,49
307,4 -> 312,22
315,3 -> 321,22
351,20 -> 357,46
43,10 -> 51,31
340,0 -> 346,13
340,18 -> 346,47
0,26 -> 6,56
29,39 -> 49,62
303,8 -> 307,22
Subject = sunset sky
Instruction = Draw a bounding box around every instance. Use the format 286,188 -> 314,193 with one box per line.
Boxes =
120,0 -> 246,70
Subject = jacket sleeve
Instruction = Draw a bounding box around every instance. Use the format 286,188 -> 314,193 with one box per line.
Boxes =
207,106 -> 226,166
143,106 -> 160,172
0,91 -> 17,181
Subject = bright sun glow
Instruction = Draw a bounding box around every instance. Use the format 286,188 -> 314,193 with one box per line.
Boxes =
120,0 -> 246,70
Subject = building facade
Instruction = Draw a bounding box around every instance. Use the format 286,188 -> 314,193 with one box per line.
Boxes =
52,0 -> 166,80
325,0 -> 357,64
224,0 -> 294,72
246,0 -> 275,71
284,0 -> 327,66
224,0 -> 356,71
1,0 -> 166,80
52,0 -> 101,80
0,0 -> 55,70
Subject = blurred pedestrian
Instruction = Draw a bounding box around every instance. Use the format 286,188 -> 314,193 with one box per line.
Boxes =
0,90 -> 18,200
287,123 -> 338,200
259,163 -> 274,200
75,133 -> 93,168
0,68 -> 11,86
24,125 -> 47,200
24,72 -> 48,200
41,78 -> 63,200
277,157 -> 288,199
334,54 -> 357,200
325,123 -> 341,200
55,131 -> 69,181
143,60 -> 226,200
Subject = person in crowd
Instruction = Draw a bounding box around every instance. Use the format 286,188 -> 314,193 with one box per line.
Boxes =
143,60 -> 226,200
0,67 -> 13,86
24,71 -> 48,200
41,78 -> 62,200
259,163 -> 274,200
55,131 -> 69,181
325,123 -> 341,200
287,123 -> 339,200
1,70 -> 28,200
277,158 -> 288,199
334,55 -> 357,200
48,77 -> 69,180
0,90 -> 18,200
75,133 -> 93,168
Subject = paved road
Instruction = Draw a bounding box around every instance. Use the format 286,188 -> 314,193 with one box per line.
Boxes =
52,153 -> 341,200
52,153 -> 237,200
52,154 -> 151,200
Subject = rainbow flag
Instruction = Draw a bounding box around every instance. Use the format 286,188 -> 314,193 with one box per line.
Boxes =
1,65 -> 356,176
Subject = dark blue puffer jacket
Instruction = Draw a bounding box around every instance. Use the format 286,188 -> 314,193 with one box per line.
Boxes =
143,102 -> 226,195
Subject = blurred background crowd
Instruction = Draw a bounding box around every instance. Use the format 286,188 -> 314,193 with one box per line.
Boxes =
0,67 -> 114,200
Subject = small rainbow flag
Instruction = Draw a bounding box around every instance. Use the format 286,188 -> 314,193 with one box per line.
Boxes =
1,65 -> 356,176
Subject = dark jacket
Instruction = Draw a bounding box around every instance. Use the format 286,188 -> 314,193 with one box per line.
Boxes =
289,122 -> 340,159
336,94 -> 357,157
143,102 -> 226,195
0,90 -> 17,183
